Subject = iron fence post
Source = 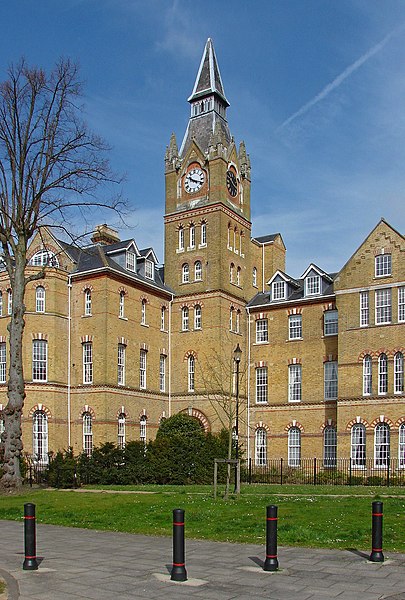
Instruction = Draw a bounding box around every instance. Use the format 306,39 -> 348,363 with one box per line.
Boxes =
280,457 -> 283,485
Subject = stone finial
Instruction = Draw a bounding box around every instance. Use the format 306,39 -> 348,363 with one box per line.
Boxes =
165,133 -> 181,171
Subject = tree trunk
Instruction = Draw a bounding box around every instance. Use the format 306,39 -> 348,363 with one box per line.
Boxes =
1,249 -> 26,489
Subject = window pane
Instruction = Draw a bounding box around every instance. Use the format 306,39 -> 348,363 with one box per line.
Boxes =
288,427 -> 301,466
324,310 -> 338,336
375,254 -> 391,277
360,291 -> 369,326
351,424 -> 366,467
256,367 -> 268,403
375,289 -> 391,324
256,319 -> 268,343
255,428 -> 267,465
288,364 -> 301,402
323,427 -> 337,467
374,424 -> 390,467
289,315 -> 302,339
33,340 -> 47,382
324,361 -> 338,399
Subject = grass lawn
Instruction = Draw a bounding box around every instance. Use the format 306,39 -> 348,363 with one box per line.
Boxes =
0,484 -> 404,553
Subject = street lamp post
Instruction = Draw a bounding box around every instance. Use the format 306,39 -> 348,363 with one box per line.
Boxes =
233,343 -> 242,493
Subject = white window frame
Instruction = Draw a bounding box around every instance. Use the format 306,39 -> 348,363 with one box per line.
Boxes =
324,361 -> 338,400
375,288 -> 391,325
145,260 -> 154,280
178,227 -> 184,251
230,263 -> 234,283
255,367 -> 268,404
7,289 -> 12,315
194,305 -> 202,330
253,267 -> 257,287
378,353 -> 388,395
141,299 -> 147,325
118,413 -> 126,449
159,355 -> 166,392
324,310 -> 338,336
375,253 -> 391,277
33,339 -> 47,382
288,427 -> 301,467
235,310 -> 240,334
182,263 -> 189,283
323,426 -> 337,467
288,364 -> 302,402
182,306 -> 189,331
255,428 -> 267,466
399,287 -> 405,323
394,352 -> 404,394
229,307 -> 234,332
33,410 -> 48,463
29,249 -> 59,267
140,416 -> 147,442
194,261 -> 202,281
161,307 -> 166,331
35,286 -> 45,313
119,291 -> 125,318
200,222 -> 207,246
374,423 -> 390,467
305,275 -> 320,296
140,349 -> 147,389
189,224 -> 195,249
363,355 -> 372,395
0,342 -> 6,383
255,319 -> 268,343
84,289 -> 92,316
351,424 -> 366,468
83,342 -> 93,384
0,291 -> 3,317
118,344 -> 126,386
360,291 -> 369,327
83,412 -> 93,456
288,315 -> 302,340
236,266 -> 241,286
272,280 -> 286,300
188,355 -> 195,392
399,424 -> 405,468
126,250 -> 136,272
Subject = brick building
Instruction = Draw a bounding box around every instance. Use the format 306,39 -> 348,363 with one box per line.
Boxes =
0,39 -> 404,469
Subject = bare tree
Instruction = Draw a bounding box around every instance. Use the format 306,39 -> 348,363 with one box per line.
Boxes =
198,347 -> 246,499
0,58 -> 122,489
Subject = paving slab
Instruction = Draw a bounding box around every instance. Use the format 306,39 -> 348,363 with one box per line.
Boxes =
1,519 -> 405,599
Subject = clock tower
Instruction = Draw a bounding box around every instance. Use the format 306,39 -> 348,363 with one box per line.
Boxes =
164,38 -> 254,415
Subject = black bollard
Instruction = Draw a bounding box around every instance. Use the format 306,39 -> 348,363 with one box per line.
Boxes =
263,504 -> 279,571
23,503 -> 39,570
171,508 -> 187,581
369,500 -> 384,562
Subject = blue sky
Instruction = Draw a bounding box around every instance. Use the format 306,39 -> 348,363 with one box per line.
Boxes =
1,0 -> 405,276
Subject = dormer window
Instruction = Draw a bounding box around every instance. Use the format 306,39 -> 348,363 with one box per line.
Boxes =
272,281 -> 286,300
126,251 -> 135,272
145,260 -> 154,280
29,249 -> 59,268
306,275 -> 320,296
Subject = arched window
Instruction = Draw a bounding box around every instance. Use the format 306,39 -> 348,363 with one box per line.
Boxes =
35,286 -> 45,313
374,423 -> 390,467
323,426 -> 337,467
200,222 -> 207,246
399,424 -> 405,468
178,227 -> 184,251
33,339 -> 47,382
161,306 -> 166,331
189,224 -> 195,249
236,266 -> 241,286
255,428 -> 267,466
229,306 -> 234,331
239,231 -> 243,255
182,263 -> 189,283
182,307 -> 189,331
29,249 -> 59,267
0,291 -> 3,316
194,261 -> 202,281
33,410 -> 48,463
235,310 -> 240,334
378,353 -> 388,395
253,267 -> 257,287
119,291 -> 125,318
188,355 -> 195,392
194,305 -> 202,330
363,355 -> 372,395
117,413 -> 125,449
141,299 -> 147,325
394,352 -> 404,394
82,342 -> 93,384
140,415 -> 147,442
83,412 -> 93,456
230,263 -> 234,283
227,224 -> 231,249
351,423 -> 366,467
84,289 -> 92,316
233,227 -> 237,252
117,344 -> 126,386
288,427 -> 301,467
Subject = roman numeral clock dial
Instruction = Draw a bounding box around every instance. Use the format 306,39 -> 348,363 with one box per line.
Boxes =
226,170 -> 238,197
184,168 -> 205,193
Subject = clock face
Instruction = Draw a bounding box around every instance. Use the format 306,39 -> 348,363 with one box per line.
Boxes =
226,170 -> 238,197
184,168 -> 205,194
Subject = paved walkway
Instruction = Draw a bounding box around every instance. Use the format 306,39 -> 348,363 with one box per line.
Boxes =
0,520 -> 405,600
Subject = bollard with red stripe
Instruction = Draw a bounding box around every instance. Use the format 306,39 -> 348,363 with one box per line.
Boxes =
23,503 -> 38,570
369,500 -> 384,563
263,504 -> 279,571
171,508 -> 187,581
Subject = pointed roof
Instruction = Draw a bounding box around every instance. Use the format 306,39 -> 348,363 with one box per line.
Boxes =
180,38 -> 231,156
188,38 -> 229,106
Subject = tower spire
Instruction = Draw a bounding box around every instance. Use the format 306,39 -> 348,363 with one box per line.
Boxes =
180,38 -> 231,156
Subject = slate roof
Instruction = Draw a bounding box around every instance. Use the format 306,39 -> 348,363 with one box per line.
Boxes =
247,272 -> 338,308
253,234 -> 280,244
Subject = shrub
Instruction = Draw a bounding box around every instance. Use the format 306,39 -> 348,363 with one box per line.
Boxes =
47,449 -> 78,488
